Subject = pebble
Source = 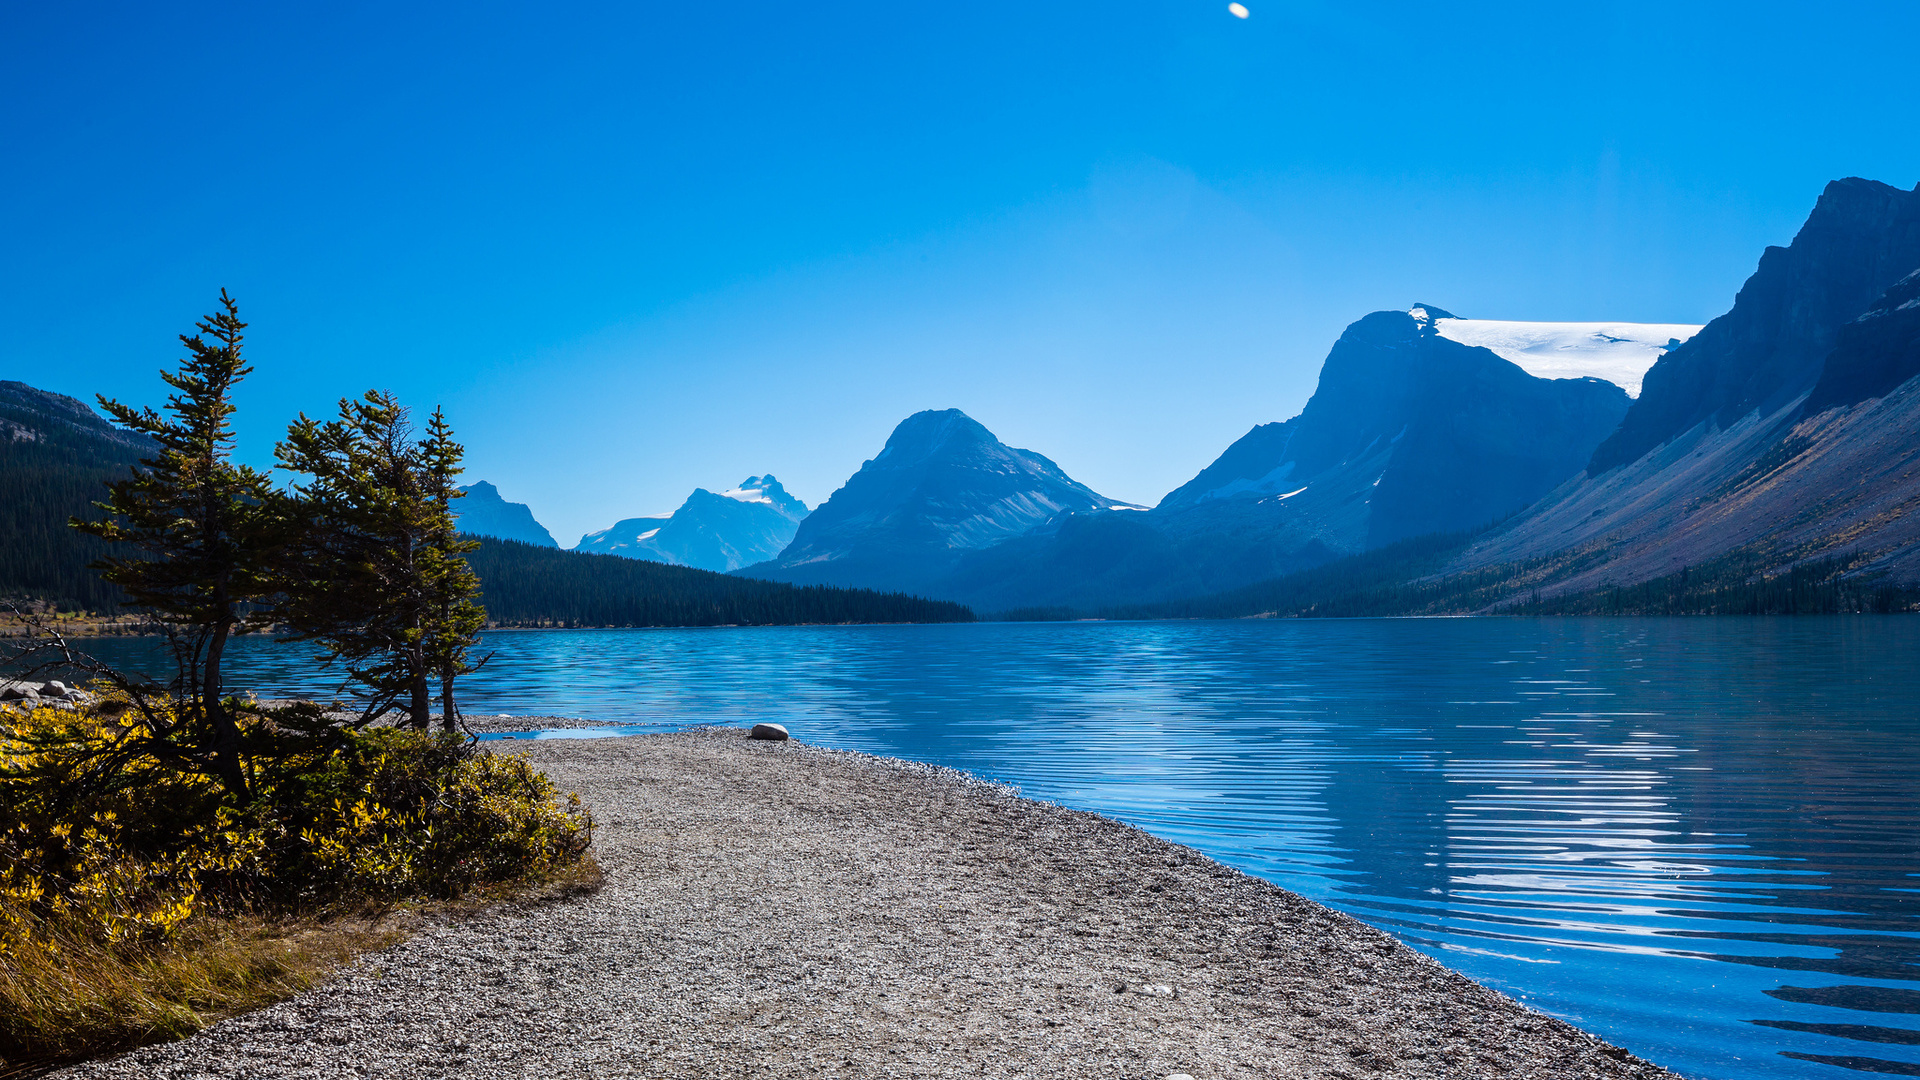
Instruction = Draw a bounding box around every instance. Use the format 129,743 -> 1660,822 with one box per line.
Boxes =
748,722 -> 790,741
54,728 -> 1679,1080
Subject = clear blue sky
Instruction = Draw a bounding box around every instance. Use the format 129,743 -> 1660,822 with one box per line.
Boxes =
5,1 -> 1916,546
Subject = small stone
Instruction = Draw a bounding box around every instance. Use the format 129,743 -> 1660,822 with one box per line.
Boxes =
1167,1074 -> 1197,1080
749,723 -> 790,741
44,680 -> 67,695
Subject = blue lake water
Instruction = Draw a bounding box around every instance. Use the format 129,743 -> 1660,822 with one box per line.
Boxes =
80,618 -> 1920,1080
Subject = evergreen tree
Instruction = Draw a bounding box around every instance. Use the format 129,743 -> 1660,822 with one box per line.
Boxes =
276,393 -> 485,728
419,408 -> 486,730
71,291 -> 284,795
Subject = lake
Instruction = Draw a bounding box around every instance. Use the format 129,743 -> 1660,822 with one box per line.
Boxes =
80,617 -> 1920,1080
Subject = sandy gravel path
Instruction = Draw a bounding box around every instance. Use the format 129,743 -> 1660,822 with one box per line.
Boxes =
57,728 -> 1680,1079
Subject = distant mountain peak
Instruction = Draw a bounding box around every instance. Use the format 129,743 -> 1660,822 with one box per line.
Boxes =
1409,303 -> 1459,325
575,471 -> 809,572
741,408 -> 1133,591
719,474 -> 808,518
872,408 -> 998,465
455,481 -> 558,547
1158,304 -> 1632,548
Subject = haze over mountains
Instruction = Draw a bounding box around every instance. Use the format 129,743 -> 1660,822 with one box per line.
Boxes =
449,474 -> 809,574
734,309 -> 1690,610
424,176 -> 1920,616
724,177 -> 1920,613
7,175 -> 1917,619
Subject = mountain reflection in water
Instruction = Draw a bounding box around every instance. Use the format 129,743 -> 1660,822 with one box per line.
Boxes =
80,616 -> 1920,1080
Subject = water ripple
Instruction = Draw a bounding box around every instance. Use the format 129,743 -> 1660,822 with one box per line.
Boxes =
81,616 -> 1920,1080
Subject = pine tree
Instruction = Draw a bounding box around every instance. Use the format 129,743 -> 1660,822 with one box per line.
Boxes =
72,291 -> 285,795
419,408 -> 485,730
276,394 -> 485,728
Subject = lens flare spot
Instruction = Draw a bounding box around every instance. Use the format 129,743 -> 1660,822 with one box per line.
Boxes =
1227,2 -> 1250,17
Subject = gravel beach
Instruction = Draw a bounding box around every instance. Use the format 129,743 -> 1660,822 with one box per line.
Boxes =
56,727 -> 1681,1079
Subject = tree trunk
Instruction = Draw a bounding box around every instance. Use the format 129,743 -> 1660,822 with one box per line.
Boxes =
203,617 -> 247,796
409,652 -> 432,729
439,668 -> 458,732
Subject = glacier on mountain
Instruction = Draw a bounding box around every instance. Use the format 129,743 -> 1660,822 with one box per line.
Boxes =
1420,306 -> 1701,398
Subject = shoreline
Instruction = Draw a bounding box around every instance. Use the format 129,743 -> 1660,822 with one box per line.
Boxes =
54,727 -> 1679,1079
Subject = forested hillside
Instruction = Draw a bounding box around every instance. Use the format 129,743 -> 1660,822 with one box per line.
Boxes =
465,538 -> 974,626
0,382 -> 149,612
1014,531 -> 1920,621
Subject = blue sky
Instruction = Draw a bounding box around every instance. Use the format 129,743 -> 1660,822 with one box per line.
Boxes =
6,1 -> 1917,546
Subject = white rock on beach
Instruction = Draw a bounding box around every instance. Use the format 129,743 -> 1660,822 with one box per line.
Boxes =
749,723 -> 790,741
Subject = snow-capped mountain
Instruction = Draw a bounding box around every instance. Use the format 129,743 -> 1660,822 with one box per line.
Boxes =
454,481 -> 558,547
574,475 -> 809,572
1157,305 -> 1636,544
1452,176 -> 1920,592
933,306 -> 1640,611
738,409 -> 1139,592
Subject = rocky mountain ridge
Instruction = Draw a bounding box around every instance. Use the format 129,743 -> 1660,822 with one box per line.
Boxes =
920,305 -> 1660,611
1449,179 -> 1920,596
576,475 -> 809,573
740,409 -> 1139,593
453,481 -> 559,548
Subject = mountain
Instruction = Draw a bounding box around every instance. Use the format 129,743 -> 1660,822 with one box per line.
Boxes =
1449,178 -> 1920,595
454,481 -> 558,547
1158,305 -> 1651,546
739,409 -> 1140,593
1589,177 -> 1920,473
574,475 -> 809,572
0,381 -> 151,611
932,307 -> 1681,612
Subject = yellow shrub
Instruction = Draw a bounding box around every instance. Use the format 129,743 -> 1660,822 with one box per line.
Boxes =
0,697 -> 593,1068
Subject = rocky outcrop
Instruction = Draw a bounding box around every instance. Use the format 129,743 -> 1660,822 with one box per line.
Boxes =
454,481 -> 559,548
0,381 -> 153,454
1802,268 -> 1920,415
1454,179 -> 1920,592
1589,178 -> 1920,473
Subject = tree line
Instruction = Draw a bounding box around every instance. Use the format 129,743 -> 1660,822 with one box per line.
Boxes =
465,537 -> 976,626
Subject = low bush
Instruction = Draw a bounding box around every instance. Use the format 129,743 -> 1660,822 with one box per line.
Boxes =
0,697 -> 593,1070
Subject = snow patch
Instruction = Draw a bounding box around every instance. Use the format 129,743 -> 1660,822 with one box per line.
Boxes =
1431,316 -> 1701,397
1199,460 -> 1297,503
